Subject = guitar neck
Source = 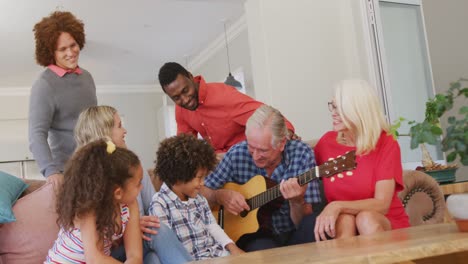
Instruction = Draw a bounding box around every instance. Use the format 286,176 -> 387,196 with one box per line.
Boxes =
247,169 -> 317,211
246,150 -> 355,211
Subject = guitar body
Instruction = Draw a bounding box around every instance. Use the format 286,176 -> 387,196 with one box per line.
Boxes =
222,175 -> 283,242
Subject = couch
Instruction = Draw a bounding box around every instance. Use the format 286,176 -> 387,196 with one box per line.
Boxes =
0,169 -> 446,264
0,180 -> 59,264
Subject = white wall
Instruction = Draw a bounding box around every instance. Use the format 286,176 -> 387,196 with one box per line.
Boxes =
245,0 -> 371,140
97,88 -> 163,170
190,16 -> 256,98
193,28 -> 255,97
0,86 -> 164,178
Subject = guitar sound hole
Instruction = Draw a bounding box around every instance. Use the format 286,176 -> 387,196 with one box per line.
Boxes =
240,210 -> 248,218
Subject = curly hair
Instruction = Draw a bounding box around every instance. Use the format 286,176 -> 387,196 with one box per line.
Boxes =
155,134 -> 216,187
33,11 -> 85,66
158,62 -> 191,91
57,140 -> 140,243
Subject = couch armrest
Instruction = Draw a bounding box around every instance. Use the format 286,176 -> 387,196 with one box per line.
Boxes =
19,179 -> 46,198
398,170 -> 446,226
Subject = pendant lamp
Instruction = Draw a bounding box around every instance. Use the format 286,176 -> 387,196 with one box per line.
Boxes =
223,22 -> 242,90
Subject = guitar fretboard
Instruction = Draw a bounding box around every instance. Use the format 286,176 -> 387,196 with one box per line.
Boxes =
246,151 -> 355,211
247,169 -> 317,210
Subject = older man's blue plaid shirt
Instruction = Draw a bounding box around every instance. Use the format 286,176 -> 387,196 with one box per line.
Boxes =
205,140 -> 322,235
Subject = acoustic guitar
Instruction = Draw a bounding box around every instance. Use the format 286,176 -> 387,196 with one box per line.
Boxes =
220,150 -> 356,242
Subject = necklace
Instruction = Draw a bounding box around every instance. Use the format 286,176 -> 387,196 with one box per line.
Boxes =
337,132 -> 354,146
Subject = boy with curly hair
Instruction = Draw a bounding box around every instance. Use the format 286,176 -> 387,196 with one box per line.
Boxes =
149,134 -> 244,260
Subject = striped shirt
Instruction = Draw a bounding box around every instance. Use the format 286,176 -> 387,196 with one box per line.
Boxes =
44,204 -> 129,263
149,183 -> 227,260
205,140 -> 322,235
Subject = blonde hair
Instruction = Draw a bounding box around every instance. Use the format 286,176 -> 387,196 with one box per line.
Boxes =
74,105 -> 117,148
245,104 -> 288,148
334,79 -> 389,155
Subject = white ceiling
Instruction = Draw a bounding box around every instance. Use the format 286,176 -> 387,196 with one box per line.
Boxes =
0,0 -> 245,88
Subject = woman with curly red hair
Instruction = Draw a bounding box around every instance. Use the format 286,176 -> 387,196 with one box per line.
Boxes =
29,11 -> 97,185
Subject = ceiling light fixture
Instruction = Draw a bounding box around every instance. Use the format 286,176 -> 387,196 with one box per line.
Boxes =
223,21 -> 242,90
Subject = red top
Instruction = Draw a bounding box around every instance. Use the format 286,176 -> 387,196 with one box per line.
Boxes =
175,76 -> 294,153
314,131 -> 410,229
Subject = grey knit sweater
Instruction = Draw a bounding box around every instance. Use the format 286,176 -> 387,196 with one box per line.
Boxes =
28,68 -> 97,177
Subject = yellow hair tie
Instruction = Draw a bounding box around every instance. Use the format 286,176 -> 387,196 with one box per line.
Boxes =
106,140 -> 116,154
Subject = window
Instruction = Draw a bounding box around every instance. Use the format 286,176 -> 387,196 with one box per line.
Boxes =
364,0 -> 443,167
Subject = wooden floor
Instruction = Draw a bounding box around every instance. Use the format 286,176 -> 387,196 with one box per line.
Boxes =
193,223 -> 468,264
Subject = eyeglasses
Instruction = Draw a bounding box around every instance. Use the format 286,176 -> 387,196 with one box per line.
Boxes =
328,102 -> 337,112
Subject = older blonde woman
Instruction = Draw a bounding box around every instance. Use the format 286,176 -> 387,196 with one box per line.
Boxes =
74,105 -> 192,264
313,80 -> 410,241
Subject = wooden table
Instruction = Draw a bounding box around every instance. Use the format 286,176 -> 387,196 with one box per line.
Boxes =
193,223 -> 468,264
440,180 -> 468,195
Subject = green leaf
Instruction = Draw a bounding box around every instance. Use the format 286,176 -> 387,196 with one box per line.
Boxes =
461,154 -> 468,166
461,88 -> 468,97
456,141 -> 466,152
430,125 -> 443,135
460,106 -> 468,114
410,135 -> 419,149
421,131 -> 437,145
448,116 -> 456,124
447,152 -> 457,162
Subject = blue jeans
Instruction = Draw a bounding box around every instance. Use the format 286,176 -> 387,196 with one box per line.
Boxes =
238,212 -> 319,252
111,223 -> 193,264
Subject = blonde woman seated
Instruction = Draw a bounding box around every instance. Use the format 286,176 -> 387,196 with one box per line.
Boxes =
74,105 -> 192,264
313,80 -> 410,241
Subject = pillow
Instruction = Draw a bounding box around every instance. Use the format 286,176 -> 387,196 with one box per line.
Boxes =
0,181 -> 59,264
0,171 -> 28,223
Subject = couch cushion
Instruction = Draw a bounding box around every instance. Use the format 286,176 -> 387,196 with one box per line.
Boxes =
0,171 -> 28,223
0,181 -> 59,264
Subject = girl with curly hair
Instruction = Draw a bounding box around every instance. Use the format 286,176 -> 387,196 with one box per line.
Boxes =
75,105 -> 192,264
29,11 -> 97,185
45,140 -> 142,263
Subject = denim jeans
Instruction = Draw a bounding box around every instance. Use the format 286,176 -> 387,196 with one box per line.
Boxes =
111,223 -> 193,264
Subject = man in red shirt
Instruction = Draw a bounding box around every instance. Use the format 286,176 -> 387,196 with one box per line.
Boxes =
158,62 -> 297,155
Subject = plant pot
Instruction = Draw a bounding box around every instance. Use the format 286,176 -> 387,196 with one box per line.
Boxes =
454,219 -> 468,232
446,194 -> 468,232
423,167 -> 457,183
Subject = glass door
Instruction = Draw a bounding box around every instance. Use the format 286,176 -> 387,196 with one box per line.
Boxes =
367,0 -> 443,166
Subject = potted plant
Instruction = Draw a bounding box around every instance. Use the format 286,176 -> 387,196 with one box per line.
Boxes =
391,78 -> 468,182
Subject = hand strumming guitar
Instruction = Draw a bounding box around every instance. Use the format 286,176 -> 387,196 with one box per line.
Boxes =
215,189 -> 250,215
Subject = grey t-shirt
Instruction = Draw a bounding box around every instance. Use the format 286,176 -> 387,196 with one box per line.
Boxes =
29,68 -> 97,177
